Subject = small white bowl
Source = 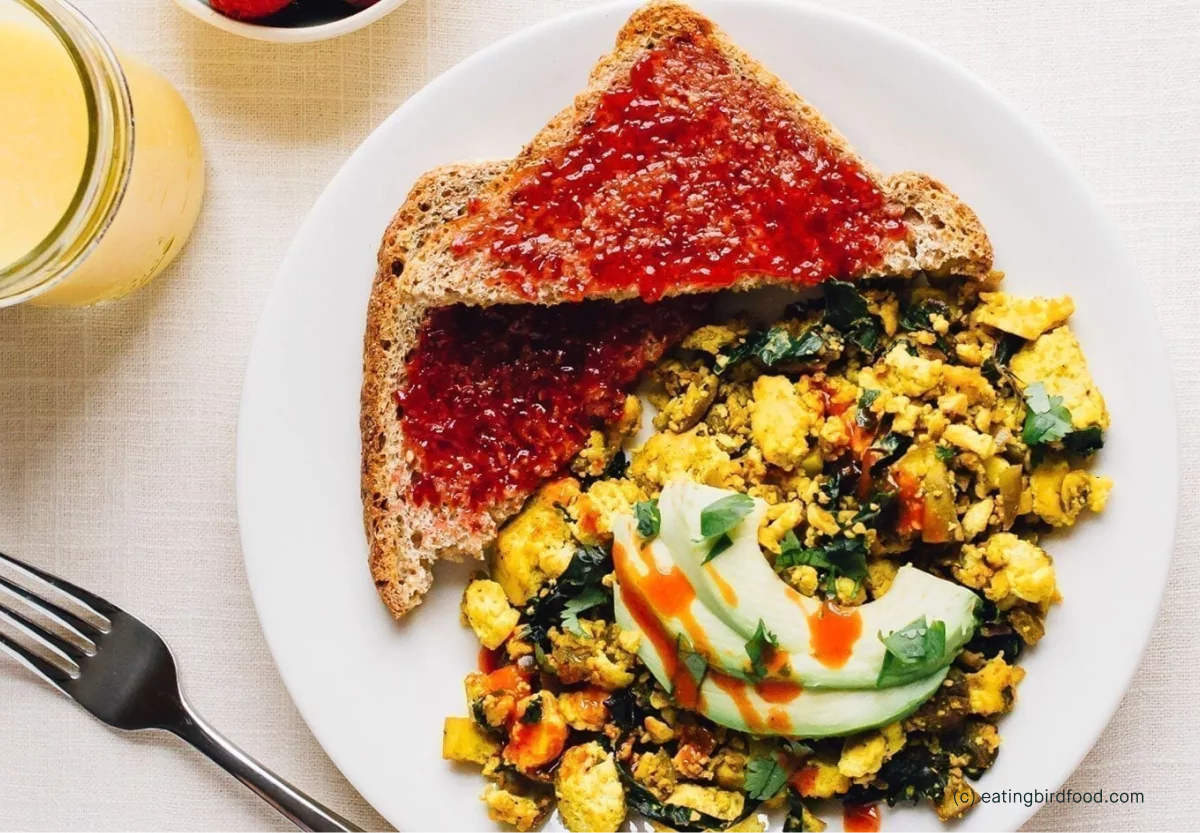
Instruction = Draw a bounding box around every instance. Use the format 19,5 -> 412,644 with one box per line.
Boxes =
173,0 -> 408,43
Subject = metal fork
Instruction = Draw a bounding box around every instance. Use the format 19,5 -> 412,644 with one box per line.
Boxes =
0,550 -> 361,832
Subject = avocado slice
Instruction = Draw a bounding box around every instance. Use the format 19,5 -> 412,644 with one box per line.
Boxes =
612,574 -> 950,737
659,479 -> 979,689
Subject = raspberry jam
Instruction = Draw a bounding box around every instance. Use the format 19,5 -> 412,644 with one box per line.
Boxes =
398,299 -> 702,512
454,31 -> 905,301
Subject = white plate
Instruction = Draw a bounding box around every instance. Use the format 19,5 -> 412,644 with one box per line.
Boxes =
236,2 -> 1178,830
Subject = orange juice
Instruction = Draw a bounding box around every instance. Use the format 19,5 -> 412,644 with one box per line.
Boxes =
0,8 -> 204,306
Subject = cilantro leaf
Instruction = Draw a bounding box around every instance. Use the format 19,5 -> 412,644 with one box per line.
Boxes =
776,532 -> 868,593
1022,381 -> 1074,446
822,536 -> 869,584
745,619 -> 779,680
560,586 -> 609,637
776,531 -> 831,570
935,444 -> 956,463
634,499 -> 661,537
745,753 -> 788,800
877,615 -> 947,687
702,532 -> 734,563
676,634 -> 709,687
700,494 -> 755,537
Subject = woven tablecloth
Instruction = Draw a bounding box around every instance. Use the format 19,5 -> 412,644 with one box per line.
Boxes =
0,0 -> 1196,829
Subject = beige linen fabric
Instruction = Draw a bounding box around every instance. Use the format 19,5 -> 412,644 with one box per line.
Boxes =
0,0 -> 1196,829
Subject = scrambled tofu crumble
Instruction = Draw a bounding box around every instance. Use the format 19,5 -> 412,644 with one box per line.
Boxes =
444,275 -> 1111,831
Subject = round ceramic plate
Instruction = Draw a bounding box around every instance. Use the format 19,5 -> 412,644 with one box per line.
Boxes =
236,2 -> 1178,829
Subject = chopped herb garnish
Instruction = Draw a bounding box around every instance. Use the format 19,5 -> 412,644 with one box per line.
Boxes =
676,634 -> 709,687
935,444 -> 956,463
1021,381 -> 1074,446
634,499 -> 661,537
745,619 -> 779,680
524,544 -> 612,649
877,615 -> 947,687
777,532 -> 868,593
560,586 -> 609,637
702,532 -> 734,563
745,753 -> 789,800
699,493 -> 755,538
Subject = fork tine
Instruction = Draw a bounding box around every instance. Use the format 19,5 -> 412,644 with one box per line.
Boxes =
0,550 -> 116,627
0,610 -> 77,692
0,573 -> 98,656
0,593 -> 90,665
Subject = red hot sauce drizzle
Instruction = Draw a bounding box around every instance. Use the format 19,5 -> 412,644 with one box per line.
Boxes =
453,31 -> 905,301
807,600 -> 863,669
397,298 -> 702,513
843,803 -> 882,833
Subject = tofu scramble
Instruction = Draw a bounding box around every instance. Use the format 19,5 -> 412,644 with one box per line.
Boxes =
444,274 -> 1111,832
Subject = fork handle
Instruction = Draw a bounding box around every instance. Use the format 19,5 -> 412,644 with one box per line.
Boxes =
169,700 -> 362,832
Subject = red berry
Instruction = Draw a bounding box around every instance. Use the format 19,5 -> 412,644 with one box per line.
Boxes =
209,0 -> 292,21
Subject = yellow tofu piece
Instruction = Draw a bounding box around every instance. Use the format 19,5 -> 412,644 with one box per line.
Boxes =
462,579 -> 520,650
955,532 -> 1059,609
791,757 -> 851,799
569,478 -> 647,546
942,423 -> 997,460
630,428 -> 735,490
973,292 -> 1075,340
483,786 -> 543,832
1011,327 -> 1109,430
881,343 -> 943,398
966,657 -> 1026,716
665,783 -> 746,822
555,742 -> 627,833
1029,460 -> 1113,527
750,375 -> 819,470
442,716 -> 500,765
491,478 -> 581,606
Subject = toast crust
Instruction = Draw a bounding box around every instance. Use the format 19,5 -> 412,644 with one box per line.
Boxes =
362,162 -> 509,618
391,1 -> 992,310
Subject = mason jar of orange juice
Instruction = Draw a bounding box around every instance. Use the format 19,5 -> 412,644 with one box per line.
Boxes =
0,0 -> 204,307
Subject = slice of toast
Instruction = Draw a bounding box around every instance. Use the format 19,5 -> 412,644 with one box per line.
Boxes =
364,1 -> 996,619
362,163 -> 702,618
389,0 -> 992,309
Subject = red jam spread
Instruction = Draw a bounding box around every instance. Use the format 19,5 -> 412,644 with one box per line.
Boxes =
397,299 -> 702,512
453,31 -> 905,301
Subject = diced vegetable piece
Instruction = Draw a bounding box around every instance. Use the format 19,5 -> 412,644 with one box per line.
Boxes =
442,716 -> 500,765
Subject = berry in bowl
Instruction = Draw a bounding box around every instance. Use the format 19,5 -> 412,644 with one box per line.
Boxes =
174,0 -> 405,43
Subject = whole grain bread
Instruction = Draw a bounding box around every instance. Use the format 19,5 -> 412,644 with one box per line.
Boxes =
361,162 -> 513,618
364,1 -> 996,619
387,0 -> 992,309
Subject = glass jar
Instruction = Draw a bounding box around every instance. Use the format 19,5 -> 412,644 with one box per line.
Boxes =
0,0 -> 204,307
